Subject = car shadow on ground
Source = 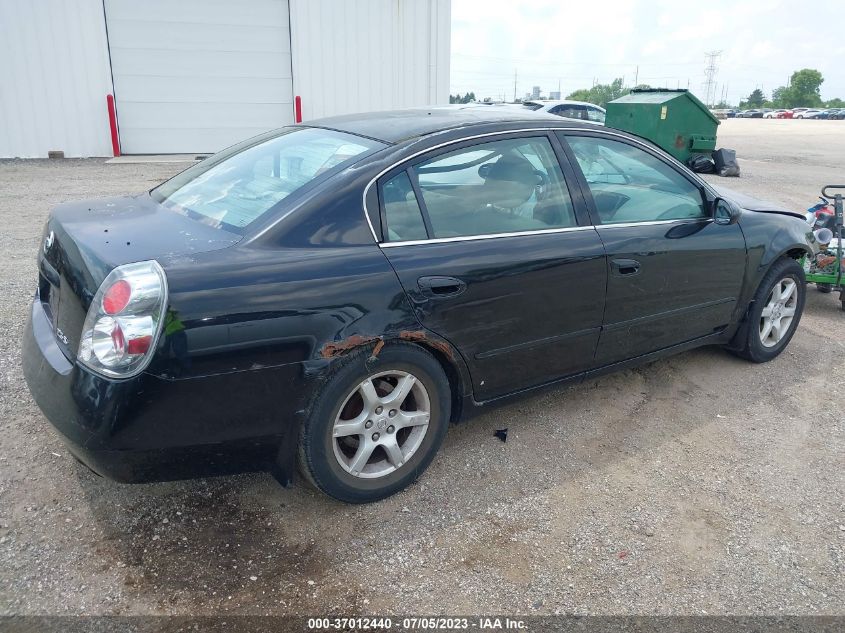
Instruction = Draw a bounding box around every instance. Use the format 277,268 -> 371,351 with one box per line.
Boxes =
71,332 -> 827,613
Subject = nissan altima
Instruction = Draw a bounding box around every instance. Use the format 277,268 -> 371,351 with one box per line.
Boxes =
22,105 -> 815,503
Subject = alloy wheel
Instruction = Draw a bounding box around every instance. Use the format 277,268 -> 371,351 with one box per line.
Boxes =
331,370 -> 431,478
759,277 -> 798,347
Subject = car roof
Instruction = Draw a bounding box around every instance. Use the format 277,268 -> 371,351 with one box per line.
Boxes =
525,99 -> 606,110
300,104 -> 599,144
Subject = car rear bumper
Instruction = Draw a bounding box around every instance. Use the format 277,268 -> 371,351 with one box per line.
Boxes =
22,298 -> 307,483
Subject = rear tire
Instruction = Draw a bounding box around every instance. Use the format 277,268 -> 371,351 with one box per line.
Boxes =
729,257 -> 806,363
298,343 -> 450,503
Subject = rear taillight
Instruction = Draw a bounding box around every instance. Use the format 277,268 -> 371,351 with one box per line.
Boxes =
77,261 -> 168,378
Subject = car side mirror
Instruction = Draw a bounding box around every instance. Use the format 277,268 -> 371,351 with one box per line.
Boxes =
713,198 -> 742,225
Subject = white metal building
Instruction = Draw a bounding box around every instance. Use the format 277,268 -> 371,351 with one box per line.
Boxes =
0,0 -> 450,157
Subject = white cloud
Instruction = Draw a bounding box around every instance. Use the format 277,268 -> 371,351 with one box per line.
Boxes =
450,0 -> 845,103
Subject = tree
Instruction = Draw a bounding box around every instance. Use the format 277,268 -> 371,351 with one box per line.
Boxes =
566,88 -> 592,102
770,86 -> 789,108
449,92 -> 477,104
770,69 -> 824,108
789,69 -> 823,106
826,97 -> 845,108
565,78 -> 627,108
745,88 -> 765,108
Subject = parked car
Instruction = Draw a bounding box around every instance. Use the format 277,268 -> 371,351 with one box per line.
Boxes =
814,109 -> 843,119
828,109 -> 845,120
712,108 -> 740,120
520,99 -> 606,124
764,109 -> 788,118
791,108 -> 810,118
794,109 -> 821,119
737,109 -> 764,118
711,108 -> 734,119
22,105 -> 814,503
776,110 -> 794,119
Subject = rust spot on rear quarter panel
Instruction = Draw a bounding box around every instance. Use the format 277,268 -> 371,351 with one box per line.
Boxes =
319,331 -> 454,361
320,335 -> 383,359
399,330 -> 454,360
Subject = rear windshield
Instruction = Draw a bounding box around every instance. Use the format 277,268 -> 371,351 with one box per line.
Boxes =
151,127 -> 384,232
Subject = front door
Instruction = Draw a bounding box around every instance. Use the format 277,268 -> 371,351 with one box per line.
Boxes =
378,133 -> 607,400
558,132 -> 747,366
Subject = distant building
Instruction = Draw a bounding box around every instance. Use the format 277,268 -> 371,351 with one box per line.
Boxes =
531,86 -> 541,99
549,91 -> 561,100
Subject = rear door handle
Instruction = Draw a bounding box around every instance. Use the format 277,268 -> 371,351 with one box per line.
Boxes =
610,258 -> 641,276
417,276 -> 466,298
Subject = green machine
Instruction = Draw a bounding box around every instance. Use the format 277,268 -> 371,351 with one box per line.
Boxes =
804,185 -> 845,311
606,89 -> 719,163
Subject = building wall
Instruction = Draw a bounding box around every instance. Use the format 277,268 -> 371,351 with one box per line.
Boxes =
105,0 -> 295,154
289,0 -> 450,121
0,0 -> 114,158
0,0 -> 450,158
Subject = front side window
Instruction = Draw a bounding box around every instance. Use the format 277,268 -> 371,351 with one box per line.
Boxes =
152,128 -> 384,232
566,136 -> 706,225
403,136 -> 576,239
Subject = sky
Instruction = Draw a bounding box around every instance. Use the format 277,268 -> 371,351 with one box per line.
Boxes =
450,0 -> 845,105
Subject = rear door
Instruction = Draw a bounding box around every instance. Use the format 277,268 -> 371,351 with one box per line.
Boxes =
557,131 -> 747,366
377,132 -> 607,401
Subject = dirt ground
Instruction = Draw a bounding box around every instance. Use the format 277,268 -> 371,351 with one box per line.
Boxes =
0,118 -> 843,616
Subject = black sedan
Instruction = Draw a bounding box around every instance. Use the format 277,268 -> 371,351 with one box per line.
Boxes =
23,106 -> 815,503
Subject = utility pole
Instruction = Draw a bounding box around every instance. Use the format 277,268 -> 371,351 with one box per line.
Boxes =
513,69 -> 517,102
702,50 -> 722,107
634,65 -> 639,87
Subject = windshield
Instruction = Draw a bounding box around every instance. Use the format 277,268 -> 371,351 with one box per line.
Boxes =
151,127 -> 384,232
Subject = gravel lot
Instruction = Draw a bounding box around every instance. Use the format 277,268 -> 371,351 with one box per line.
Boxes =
1,119 -> 843,616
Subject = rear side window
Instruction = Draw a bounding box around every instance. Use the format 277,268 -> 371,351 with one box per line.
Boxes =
553,105 -> 588,120
152,128 -> 384,233
381,171 -> 428,242
567,136 -> 706,225
409,136 -> 577,239
586,107 -> 606,124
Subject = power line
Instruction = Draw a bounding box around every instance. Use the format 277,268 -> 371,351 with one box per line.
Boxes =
702,50 -> 722,107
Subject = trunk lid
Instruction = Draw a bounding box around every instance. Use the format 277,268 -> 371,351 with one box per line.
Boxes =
38,193 -> 240,359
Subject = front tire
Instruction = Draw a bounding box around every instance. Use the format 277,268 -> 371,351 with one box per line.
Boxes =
730,258 -> 806,363
298,343 -> 450,503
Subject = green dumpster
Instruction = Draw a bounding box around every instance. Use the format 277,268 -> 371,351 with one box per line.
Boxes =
605,89 -> 719,163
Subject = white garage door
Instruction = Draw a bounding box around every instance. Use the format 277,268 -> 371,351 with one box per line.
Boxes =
105,0 -> 294,154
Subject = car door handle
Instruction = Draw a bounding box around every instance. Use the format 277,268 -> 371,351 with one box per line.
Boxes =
417,276 -> 466,298
610,258 -> 641,276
